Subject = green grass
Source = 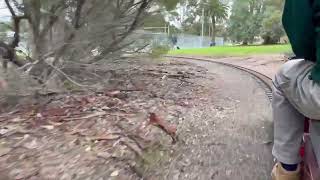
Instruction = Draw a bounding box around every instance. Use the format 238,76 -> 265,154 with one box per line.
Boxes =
168,44 -> 292,57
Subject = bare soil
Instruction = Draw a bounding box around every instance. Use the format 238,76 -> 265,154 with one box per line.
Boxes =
0,57 -> 275,180
169,59 -> 273,180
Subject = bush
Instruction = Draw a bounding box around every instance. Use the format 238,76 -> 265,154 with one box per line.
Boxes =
150,45 -> 170,58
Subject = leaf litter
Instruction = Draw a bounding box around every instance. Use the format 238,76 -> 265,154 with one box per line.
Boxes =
0,58 -> 215,179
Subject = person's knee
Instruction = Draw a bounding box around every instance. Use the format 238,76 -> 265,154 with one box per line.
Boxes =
273,65 -> 288,88
274,60 -> 305,87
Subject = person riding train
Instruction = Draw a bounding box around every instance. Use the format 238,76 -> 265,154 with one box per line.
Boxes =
271,0 -> 320,179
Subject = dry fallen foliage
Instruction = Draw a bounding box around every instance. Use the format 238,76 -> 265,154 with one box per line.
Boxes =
0,59 -> 211,179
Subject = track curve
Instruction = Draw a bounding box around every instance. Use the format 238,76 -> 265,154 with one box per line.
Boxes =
167,56 -> 273,101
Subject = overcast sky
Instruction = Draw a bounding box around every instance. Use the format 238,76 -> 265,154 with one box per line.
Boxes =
0,1 -> 10,22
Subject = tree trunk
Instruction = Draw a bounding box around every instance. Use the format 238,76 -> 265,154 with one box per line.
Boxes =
211,16 -> 216,44
24,0 -> 49,59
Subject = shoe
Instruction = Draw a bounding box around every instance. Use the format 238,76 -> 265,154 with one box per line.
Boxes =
271,162 -> 301,180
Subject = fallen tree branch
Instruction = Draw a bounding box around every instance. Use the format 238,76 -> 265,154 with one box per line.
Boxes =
44,61 -> 90,88
148,113 -> 178,144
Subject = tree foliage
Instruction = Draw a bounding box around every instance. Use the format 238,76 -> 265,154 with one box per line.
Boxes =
147,0 -> 286,45
176,0 -> 228,40
261,7 -> 284,44
0,23 -> 11,41
228,0 -> 285,44
0,0 -> 154,86
228,0 -> 264,44
158,0 -> 181,11
201,0 -> 229,42
260,0 -> 285,44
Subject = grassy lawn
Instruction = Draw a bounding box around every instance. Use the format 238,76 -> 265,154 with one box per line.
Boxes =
168,44 -> 292,57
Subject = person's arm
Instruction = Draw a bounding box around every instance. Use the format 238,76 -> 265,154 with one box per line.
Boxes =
311,0 -> 320,82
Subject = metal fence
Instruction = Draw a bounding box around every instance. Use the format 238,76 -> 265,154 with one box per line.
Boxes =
139,31 -> 224,49
175,34 -> 224,48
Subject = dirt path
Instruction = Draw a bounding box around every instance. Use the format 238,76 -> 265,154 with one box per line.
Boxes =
164,59 -> 274,180
0,57 -> 276,180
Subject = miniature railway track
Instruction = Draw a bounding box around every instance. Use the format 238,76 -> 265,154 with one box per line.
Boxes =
167,56 -> 273,101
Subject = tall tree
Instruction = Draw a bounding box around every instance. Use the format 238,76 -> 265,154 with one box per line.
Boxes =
201,0 -> 228,43
228,0 -> 264,44
260,0 -> 285,44
261,6 -> 284,44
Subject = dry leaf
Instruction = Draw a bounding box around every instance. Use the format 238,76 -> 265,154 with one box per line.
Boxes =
41,125 -> 54,130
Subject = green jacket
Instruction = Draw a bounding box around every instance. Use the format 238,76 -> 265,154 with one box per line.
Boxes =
283,0 -> 320,82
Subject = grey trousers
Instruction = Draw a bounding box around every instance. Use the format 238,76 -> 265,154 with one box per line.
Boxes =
272,59 -> 320,164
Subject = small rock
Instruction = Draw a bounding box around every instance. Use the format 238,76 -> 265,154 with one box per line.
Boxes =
85,146 -> 92,152
24,139 -> 38,149
36,113 -> 42,118
162,75 -> 167,80
0,128 -> 9,135
41,125 -> 54,130
24,134 -> 30,139
110,170 -> 119,177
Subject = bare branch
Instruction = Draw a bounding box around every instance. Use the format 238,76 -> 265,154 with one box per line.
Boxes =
44,61 -> 89,88
74,0 -> 85,29
4,0 -> 16,17
39,0 -> 67,39
89,0 -> 151,63
0,0 -> 29,68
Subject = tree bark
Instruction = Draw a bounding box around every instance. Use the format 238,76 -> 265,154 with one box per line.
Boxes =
24,0 -> 45,59
211,15 -> 216,43
1,0 -> 28,68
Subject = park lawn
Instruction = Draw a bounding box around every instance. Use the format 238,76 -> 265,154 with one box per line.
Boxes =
168,44 -> 292,57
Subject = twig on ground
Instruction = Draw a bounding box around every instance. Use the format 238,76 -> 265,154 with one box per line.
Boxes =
149,113 -> 177,144
63,111 -> 106,121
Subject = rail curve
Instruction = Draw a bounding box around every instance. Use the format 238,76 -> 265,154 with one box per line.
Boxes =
167,56 -> 273,101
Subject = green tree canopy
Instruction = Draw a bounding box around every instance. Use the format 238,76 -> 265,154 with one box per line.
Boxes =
261,6 -> 284,44
201,0 -> 229,42
158,0 -> 180,10
228,0 -> 264,44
